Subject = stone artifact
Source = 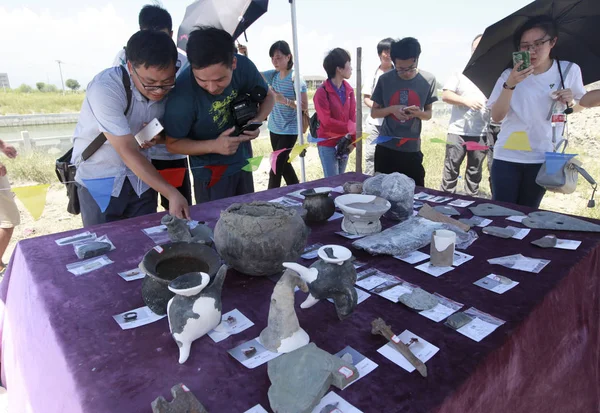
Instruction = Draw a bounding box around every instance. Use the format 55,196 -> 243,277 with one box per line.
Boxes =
532,234 -> 558,248
430,230 -> 456,267
482,226 -> 516,239
76,241 -> 112,259
362,172 -> 415,221
433,205 -> 460,216
371,317 -> 427,377
161,214 -> 214,246
343,181 -> 363,194
260,270 -> 310,353
167,265 -> 228,364
334,194 -> 391,235
398,288 -> 439,311
418,204 -> 471,232
300,189 -> 336,222
267,343 -> 358,413
352,216 -> 478,257
213,202 -> 309,276
469,203 -> 525,217
284,245 -> 358,320
140,242 -> 222,315
446,312 -> 473,329
523,211 -> 600,232
151,383 -> 208,413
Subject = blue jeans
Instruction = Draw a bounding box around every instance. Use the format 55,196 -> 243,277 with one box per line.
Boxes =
491,159 -> 546,208
318,145 -> 348,178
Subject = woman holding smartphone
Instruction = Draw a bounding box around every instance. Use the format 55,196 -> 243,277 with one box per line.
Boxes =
487,16 -> 586,208
261,40 -> 308,189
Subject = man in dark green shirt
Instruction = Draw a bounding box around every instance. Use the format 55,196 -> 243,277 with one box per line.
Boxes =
164,26 -> 275,203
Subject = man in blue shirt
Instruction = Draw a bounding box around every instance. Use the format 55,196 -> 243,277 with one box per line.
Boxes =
164,27 -> 275,203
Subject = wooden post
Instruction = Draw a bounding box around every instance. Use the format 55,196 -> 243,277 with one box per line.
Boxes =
21,131 -> 32,153
355,47 -> 363,174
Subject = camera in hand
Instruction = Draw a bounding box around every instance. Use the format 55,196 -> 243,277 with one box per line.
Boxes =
231,86 -> 267,135
335,134 -> 353,160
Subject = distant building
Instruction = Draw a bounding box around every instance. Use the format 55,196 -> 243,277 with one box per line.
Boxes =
304,75 -> 326,90
0,73 -> 9,89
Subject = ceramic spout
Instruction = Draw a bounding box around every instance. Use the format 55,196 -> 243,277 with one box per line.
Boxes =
282,262 -> 318,284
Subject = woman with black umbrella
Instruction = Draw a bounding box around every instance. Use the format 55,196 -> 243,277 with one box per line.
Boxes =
488,16 -> 586,208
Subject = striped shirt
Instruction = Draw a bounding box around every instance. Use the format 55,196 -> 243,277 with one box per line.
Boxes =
262,70 -> 307,135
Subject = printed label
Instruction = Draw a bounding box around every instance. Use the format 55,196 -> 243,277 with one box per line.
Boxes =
338,366 -> 354,379
153,245 -> 164,253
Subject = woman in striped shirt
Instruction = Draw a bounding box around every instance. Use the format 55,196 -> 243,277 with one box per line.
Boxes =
261,40 -> 309,189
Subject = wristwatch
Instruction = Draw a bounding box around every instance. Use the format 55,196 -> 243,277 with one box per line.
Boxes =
503,82 -> 516,90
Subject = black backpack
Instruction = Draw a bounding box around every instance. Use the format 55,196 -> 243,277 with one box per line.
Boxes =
309,85 -> 329,138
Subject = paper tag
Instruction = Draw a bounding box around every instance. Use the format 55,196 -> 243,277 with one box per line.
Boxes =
391,335 -> 401,344
153,245 -> 164,253
338,366 -> 354,379
181,384 -> 190,392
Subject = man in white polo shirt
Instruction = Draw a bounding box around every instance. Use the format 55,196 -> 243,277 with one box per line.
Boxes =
72,30 -> 189,227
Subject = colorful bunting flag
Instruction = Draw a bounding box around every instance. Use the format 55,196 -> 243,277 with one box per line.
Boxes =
504,132 -> 532,151
12,184 -> 49,220
544,152 -> 577,175
371,136 -> 394,145
82,177 -> 115,213
430,138 -> 447,144
288,144 -> 310,163
242,156 -> 263,172
270,148 -> 291,175
307,134 -> 326,143
158,168 -> 186,188
396,138 -> 417,147
205,165 -> 228,188
463,141 -> 490,151
354,133 -> 369,144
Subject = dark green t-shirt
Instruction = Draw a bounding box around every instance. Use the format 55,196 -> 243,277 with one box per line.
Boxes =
164,55 -> 268,181
371,70 -> 438,152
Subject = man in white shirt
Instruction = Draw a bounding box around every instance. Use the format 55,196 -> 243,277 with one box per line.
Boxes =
73,30 -> 189,227
440,35 -> 489,196
363,38 -> 394,175
112,4 -> 192,210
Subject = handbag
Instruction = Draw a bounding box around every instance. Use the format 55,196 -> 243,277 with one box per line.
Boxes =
55,65 -> 132,215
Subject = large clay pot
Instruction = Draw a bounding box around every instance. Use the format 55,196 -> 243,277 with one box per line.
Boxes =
300,189 -> 335,222
214,202 -> 310,276
139,242 -> 222,315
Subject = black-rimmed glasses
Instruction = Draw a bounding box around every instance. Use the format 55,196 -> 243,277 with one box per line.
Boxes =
131,66 -> 176,92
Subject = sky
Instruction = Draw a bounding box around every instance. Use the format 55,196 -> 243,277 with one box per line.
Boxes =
0,0 -> 532,90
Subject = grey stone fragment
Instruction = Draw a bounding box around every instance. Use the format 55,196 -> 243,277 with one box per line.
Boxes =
161,214 -> 214,246
151,383 -> 208,413
268,343 -> 358,413
469,203 -> 526,217
531,235 -> 558,248
398,288 -> 439,311
433,205 -> 460,216
362,172 -> 415,221
523,211 -> 600,232
459,216 -> 487,227
77,241 -> 112,259
446,312 -> 473,330
482,226 -> 516,239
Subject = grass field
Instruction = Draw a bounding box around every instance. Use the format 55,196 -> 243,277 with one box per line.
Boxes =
0,91 -> 84,115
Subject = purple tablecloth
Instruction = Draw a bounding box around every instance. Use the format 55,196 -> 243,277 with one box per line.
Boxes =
1,172 -> 599,413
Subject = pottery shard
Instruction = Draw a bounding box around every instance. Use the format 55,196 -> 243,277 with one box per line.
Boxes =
213,202 -> 310,276
268,343 -> 358,413
151,383 -> 208,413
531,235 -> 558,248
398,288 -> 439,311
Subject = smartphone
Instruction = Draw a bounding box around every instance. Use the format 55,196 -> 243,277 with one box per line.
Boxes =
512,51 -> 531,71
134,118 -> 163,146
233,121 -> 263,136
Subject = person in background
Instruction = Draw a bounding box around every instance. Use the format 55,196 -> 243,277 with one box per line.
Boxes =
72,31 -> 189,227
164,27 -> 275,203
112,4 -> 192,210
261,40 -> 308,188
0,140 -> 19,274
440,34 -> 489,196
488,16 -> 586,208
363,38 -> 394,175
313,48 -> 356,178
371,37 -> 438,186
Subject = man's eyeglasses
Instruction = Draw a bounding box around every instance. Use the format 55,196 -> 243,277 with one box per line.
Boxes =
396,62 -> 418,74
131,66 -> 176,92
519,37 -> 552,52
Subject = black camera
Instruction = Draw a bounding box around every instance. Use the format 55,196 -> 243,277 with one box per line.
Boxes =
231,86 -> 267,131
335,134 -> 353,160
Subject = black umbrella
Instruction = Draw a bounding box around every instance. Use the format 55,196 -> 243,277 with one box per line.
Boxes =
464,0 -> 600,97
177,0 -> 269,51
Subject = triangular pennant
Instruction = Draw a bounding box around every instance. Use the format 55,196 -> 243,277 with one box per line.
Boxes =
463,141 -> 490,151
12,184 -> 49,220
371,135 -> 394,145
288,143 -> 310,163
544,152 -> 576,175
242,156 -> 263,172
158,168 -> 186,188
307,134 -> 326,143
270,148 -> 290,175
430,138 -> 447,144
82,177 -> 114,213
354,133 -> 369,144
503,132 -> 531,151
396,137 -> 417,147
205,165 -> 228,188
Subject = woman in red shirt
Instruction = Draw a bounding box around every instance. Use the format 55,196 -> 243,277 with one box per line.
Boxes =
313,48 -> 356,177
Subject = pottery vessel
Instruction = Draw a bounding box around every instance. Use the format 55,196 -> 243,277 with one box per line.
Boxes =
343,181 -> 363,194
139,242 -> 222,315
334,194 -> 391,235
284,245 -> 358,320
300,189 -> 335,222
167,265 -> 228,364
213,202 -> 309,276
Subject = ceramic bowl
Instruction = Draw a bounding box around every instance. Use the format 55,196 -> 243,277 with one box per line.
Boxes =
334,194 -> 391,235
